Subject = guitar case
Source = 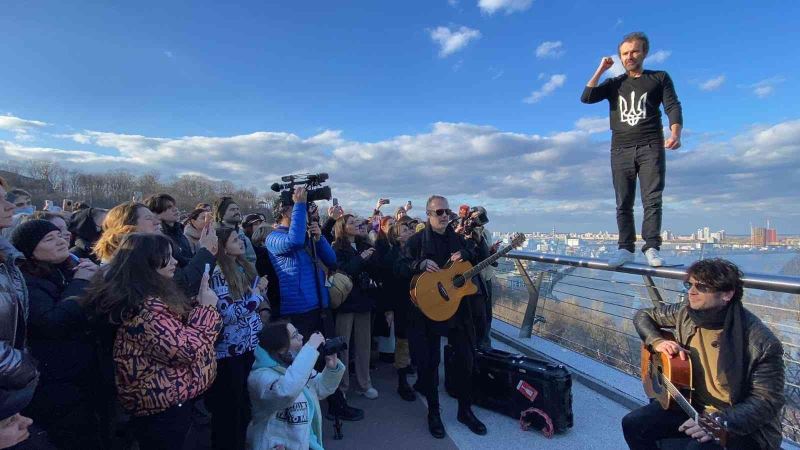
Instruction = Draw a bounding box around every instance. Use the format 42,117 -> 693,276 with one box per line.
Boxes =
444,346 -> 574,433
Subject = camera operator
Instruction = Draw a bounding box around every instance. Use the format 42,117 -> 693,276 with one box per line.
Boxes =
246,321 -> 344,450
462,206 -> 498,348
266,187 -> 364,422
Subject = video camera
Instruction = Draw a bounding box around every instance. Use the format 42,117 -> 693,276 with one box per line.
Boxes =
270,173 -> 332,206
321,336 -> 348,356
452,206 -> 489,236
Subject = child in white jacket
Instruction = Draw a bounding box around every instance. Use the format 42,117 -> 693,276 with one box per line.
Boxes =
247,321 -> 345,450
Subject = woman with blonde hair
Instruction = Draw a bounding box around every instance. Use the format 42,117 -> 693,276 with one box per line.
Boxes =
93,201 -> 217,296
332,214 -> 379,399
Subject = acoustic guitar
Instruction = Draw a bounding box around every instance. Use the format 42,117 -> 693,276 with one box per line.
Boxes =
641,332 -> 728,447
409,233 -> 525,322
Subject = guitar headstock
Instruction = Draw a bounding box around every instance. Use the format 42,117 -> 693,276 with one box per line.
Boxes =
698,413 -> 728,447
510,233 -> 526,248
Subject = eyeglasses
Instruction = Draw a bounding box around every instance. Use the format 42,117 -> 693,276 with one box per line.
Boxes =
683,281 -> 716,293
427,208 -> 452,217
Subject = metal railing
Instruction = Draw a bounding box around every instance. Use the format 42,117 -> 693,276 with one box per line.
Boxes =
491,250 -> 800,444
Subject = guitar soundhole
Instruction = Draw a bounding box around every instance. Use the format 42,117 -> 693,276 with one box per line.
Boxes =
436,282 -> 450,301
453,275 -> 465,288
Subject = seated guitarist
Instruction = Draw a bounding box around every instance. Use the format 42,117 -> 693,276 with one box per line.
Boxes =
397,194 -> 487,439
623,258 -> 785,449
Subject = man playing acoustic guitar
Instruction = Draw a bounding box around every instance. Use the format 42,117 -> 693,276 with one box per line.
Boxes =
398,195 -> 488,439
623,259 -> 784,449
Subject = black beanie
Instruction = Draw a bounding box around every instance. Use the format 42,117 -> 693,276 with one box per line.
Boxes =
214,197 -> 236,224
11,219 -> 61,259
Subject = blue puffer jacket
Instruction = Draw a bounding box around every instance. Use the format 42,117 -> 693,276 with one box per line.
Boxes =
266,203 -> 337,316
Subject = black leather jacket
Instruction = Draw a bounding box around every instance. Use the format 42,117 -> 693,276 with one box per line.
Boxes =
634,302 -> 785,449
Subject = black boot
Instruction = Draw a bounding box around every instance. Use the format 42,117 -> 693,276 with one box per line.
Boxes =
397,369 -> 416,402
457,402 -> 487,436
427,405 -> 446,439
326,390 -> 365,422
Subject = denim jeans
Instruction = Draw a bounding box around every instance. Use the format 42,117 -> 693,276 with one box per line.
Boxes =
610,142 -> 665,253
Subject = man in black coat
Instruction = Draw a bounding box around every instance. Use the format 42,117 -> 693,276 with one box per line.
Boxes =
398,195 -> 487,439
623,259 -> 784,449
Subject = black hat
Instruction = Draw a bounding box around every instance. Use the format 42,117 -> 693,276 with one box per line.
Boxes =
11,219 -> 61,259
213,197 -> 237,223
243,213 -> 266,227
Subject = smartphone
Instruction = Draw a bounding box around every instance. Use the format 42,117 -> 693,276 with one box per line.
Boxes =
62,199 -> 74,212
380,198 -> 390,205
332,198 -> 339,207
204,263 -> 211,275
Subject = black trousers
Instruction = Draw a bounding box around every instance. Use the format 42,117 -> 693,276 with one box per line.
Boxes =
611,142 -> 665,253
408,310 -> 475,407
129,400 -> 194,450
205,351 -> 256,450
622,401 -> 759,450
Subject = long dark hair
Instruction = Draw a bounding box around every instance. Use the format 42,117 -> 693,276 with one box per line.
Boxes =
332,214 -> 355,250
215,226 -> 257,300
83,233 -> 189,324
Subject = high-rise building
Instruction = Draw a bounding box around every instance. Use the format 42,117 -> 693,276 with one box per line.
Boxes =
752,227 -> 766,246
766,228 -> 778,245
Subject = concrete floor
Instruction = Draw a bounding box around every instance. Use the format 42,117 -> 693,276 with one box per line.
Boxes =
321,338 -> 631,450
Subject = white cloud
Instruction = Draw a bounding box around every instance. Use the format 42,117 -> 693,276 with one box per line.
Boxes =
429,26 -> 481,58
488,67 -> 504,80
523,74 -> 566,104
699,75 -> 725,91
4,113 -> 799,233
645,49 -> 671,64
535,41 -> 564,59
0,114 -> 48,132
0,114 -> 48,142
574,116 -> 608,134
606,55 -> 625,77
478,0 -> 534,15
164,50 -> 174,58
750,77 -> 785,98
448,0 -> 458,6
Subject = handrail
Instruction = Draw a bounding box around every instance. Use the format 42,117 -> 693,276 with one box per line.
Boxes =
506,250 -> 800,295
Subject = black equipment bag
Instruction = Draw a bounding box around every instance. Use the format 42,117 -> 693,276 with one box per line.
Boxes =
444,345 -> 573,433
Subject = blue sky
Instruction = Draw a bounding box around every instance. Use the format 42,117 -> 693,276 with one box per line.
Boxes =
1,0 -> 799,234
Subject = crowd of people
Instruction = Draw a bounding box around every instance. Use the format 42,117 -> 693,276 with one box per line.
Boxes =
0,178 -> 500,450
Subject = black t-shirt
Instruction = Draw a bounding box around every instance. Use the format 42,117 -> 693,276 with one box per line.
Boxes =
581,70 -> 682,148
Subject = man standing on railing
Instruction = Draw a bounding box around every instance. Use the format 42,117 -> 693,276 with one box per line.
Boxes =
623,258 -> 784,449
581,31 -> 682,268
398,195 -> 487,439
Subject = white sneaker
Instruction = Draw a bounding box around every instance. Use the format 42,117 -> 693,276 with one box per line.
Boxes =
360,387 -> 379,400
644,248 -> 664,267
608,249 -> 635,268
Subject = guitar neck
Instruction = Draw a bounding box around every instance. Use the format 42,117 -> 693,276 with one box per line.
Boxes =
661,375 -> 699,421
462,243 -> 515,280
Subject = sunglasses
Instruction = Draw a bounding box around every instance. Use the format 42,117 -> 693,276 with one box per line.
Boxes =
683,281 -> 716,293
427,208 -> 452,217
